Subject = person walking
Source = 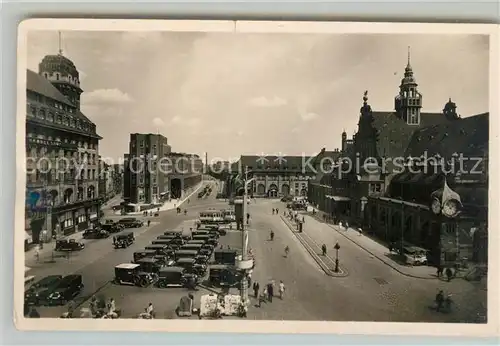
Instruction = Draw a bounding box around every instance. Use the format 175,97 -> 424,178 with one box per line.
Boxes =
253,282 -> 260,298
267,281 -> 274,302
436,265 -> 444,278
147,220 -> 151,227
279,280 -> 285,300
435,290 -> 445,312
259,287 -> 267,307
445,267 -> 453,282
322,244 -> 327,256
276,208 -> 279,215
272,208 -> 275,215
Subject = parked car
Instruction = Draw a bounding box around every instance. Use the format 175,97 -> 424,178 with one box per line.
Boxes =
113,232 -> 134,248
82,228 -> 110,239
55,239 -> 85,252
208,264 -> 242,287
100,222 -> 123,234
24,275 -> 63,306
118,217 -> 144,228
214,249 -> 238,265
114,263 -> 156,287
133,250 -> 156,263
46,275 -> 84,306
156,266 -> 197,288
175,258 -> 207,276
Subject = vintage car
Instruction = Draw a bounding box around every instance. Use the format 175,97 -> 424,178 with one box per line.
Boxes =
192,235 -> 210,243
156,266 -> 197,288
152,239 -> 174,246
164,230 -> 182,237
145,244 -> 174,257
46,274 -> 84,306
136,257 -> 163,274
187,239 -> 206,246
100,222 -> 123,234
114,263 -> 156,287
214,249 -> 238,265
174,249 -> 198,261
113,232 -> 135,248
180,243 -> 203,253
195,254 -> 210,265
192,230 -> 210,237
175,258 -> 207,276
55,239 -> 85,252
157,234 -> 176,241
208,264 -> 242,287
83,228 -> 110,239
133,250 -> 156,263
208,230 -> 220,239
118,217 -> 144,228
24,275 -> 63,306
170,237 -> 186,247
199,247 -> 213,258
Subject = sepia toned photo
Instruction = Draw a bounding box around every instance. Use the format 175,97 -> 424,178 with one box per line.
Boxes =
15,19 -> 498,335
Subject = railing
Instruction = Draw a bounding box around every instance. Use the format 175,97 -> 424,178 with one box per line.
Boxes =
26,137 -> 78,150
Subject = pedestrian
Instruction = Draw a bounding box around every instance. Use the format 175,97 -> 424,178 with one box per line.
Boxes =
147,220 -> 151,227
146,302 -> 154,318
445,267 -> 453,282
267,281 -> 274,302
247,273 -> 252,287
259,288 -> 267,307
322,244 -> 327,256
436,265 -> 443,278
227,245 -> 231,250
435,290 -> 444,312
358,227 -> 363,236
253,282 -> 260,298
302,216 -> 305,223
272,208 -> 275,215
279,280 -> 285,299
276,208 -> 279,214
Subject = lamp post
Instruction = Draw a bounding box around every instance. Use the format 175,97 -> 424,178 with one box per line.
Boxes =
334,242 -> 340,273
241,166 -> 255,305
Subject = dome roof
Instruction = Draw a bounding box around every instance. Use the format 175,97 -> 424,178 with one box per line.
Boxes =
39,54 -> 80,80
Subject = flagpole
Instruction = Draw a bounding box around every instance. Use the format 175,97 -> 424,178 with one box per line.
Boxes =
241,165 -> 249,305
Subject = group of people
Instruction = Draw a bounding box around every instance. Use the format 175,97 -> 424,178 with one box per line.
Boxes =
271,208 -> 280,215
252,280 -> 286,307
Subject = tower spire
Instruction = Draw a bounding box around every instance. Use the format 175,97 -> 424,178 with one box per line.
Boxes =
407,45 -> 411,66
58,31 -> 63,55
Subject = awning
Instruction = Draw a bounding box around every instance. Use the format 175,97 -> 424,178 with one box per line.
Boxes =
325,195 -> 351,202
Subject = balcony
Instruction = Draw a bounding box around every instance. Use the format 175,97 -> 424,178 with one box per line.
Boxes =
26,137 -> 78,151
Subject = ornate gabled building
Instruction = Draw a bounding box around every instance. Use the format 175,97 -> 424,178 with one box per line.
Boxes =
366,113 -> 488,266
26,52 -> 102,244
228,155 -> 315,198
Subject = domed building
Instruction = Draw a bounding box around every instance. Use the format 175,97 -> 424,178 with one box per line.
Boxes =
25,51 -> 102,246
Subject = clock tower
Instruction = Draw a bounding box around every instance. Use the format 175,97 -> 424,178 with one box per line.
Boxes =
394,46 -> 422,125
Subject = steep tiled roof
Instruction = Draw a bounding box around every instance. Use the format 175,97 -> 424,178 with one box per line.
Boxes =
405,113 -> 488,159
372,111 -> 451,159
27,69 -> 74,107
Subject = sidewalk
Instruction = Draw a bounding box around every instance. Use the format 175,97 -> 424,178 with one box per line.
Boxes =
303,213 -> 437,280
128,181 -> 205,216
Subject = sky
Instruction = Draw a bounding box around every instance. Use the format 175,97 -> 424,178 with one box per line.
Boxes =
26,31 -> 489,162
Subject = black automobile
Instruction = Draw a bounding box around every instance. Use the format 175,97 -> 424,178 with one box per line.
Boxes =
174,249 -> 198,261
175,258 -> 207,276
83,228 -> 110,239
24,275 -> 63,306
114,232 -> 134,248
100,222 -> 123,234
156,266 -> 197,288
208,264 -> 242,287
181,243 -> 203,253
46,275 -> 84,306
214,249 -> 238,265
133,250 -> 156,263
199,247 -> 213,257
192,235 -> 210,242
145,244 -> 174,258
118,217 -> 144,228
136,257 -> 163,275
114,263 -> 156,287
55,239 -> 85,252
151,239 -> 173,246
187,240 -> 206,246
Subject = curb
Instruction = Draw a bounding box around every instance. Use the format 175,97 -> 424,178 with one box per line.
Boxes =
280,216 -> 348,278
308,214 -> 435,280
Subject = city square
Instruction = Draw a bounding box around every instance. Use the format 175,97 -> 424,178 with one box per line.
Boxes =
23,30 -> 488,324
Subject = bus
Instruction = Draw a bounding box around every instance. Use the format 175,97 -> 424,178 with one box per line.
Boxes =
198,209 -> 224,225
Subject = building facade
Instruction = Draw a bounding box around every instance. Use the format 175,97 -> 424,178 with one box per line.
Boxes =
98,157 -> 116,201
26,53 -> 102,244
228,155 -> 315,198
123,133 -> 203,205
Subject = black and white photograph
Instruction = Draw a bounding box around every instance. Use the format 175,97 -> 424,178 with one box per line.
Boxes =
15,19 -> 498,335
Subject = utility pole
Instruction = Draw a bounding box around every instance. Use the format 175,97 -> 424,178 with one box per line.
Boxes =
240,165 -> 255,306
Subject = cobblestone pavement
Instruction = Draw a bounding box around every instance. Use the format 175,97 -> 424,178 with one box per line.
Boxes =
23,193 -> 487,323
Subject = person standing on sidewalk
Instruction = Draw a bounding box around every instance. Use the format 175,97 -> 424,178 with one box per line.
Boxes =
279,280 -> 285,299
253,282 -> 260,298
322,244 -> 327,256
267,281 -> 274,302
445,267 -> 453,282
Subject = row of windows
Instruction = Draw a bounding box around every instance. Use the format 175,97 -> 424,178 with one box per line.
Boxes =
26,133 -> 98,150
42,71 -> 80,86
27,103 -> 96,133
27,168 -> 99,181
254,175 -> 316,181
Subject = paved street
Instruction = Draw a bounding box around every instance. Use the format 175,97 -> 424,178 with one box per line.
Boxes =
25,185 -> 486,322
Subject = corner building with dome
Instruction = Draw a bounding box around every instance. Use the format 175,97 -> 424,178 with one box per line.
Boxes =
25,51 -> 102,246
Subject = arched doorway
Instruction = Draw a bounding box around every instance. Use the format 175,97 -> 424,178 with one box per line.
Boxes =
87,185 -> 95,199
300,188 -> 307,196
171,178 -> 182,199
257,184 -> 266,195
268,184 -> 278,198
63,188 -> 73,204
281,184 -> 290,196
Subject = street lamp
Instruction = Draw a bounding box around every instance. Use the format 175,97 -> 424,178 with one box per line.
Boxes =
334,242 -> 340,273
240,166 -> 255,306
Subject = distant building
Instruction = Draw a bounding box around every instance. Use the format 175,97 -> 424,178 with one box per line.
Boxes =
98,157 -> 115,201
25,52 -> 102,243
228,155 -> 315,198
123,133 -> 203,205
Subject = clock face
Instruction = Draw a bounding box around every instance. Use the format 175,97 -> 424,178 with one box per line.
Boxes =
442,200 -> 459,217
431,199 -> 441,214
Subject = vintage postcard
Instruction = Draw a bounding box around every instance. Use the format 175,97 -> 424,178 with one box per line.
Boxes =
15,19 -> 499,336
